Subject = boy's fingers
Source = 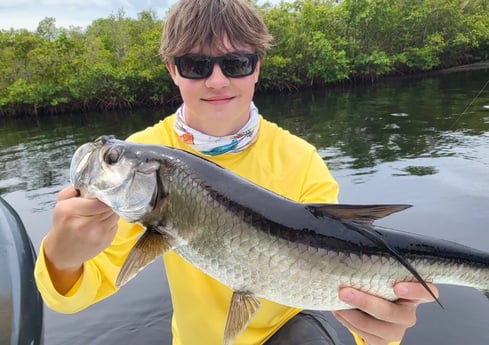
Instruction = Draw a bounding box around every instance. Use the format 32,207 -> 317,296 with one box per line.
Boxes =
57,185 -> 80,201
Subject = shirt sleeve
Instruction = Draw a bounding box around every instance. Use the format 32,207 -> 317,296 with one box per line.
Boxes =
34,220 -> 144,314
34,123 -> 169,314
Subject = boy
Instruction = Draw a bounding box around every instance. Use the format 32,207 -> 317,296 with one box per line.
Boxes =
35,1 -> 438,344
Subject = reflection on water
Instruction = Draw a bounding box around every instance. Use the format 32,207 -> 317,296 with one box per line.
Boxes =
397,165 -> 438,176
0,109 -> 167,209
1,68 -> 488,345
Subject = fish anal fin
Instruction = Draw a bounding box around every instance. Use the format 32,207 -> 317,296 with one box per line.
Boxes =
116,227 -> 176,288
311,204 -> 412,223
223,291 -> 261,345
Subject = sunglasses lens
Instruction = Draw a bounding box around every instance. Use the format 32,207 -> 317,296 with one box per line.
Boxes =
176,56 -> 212,79
221,55 -> 256,77
175,53 -> 257,79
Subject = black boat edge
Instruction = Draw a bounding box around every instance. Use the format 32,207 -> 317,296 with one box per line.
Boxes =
0,196 -> 43,345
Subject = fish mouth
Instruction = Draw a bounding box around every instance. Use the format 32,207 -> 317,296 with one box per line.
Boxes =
69,136 -> 112,195
69,142 -> 97,192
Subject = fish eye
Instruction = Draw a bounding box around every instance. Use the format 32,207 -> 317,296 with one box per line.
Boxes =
104,147 -> 123,165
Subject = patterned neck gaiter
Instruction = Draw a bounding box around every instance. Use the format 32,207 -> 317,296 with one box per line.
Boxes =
173,102 -> 260,156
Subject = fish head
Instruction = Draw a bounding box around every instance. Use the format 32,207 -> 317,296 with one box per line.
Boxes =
70,136 -> 161,223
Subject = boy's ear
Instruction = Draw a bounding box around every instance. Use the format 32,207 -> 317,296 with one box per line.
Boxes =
254,59 -> 261,84
166,60 -> 179,86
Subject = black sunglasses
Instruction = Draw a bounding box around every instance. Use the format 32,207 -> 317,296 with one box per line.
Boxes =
173,53 -> 259,79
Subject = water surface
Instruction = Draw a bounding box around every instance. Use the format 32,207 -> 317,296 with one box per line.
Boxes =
1,68 -> 488,344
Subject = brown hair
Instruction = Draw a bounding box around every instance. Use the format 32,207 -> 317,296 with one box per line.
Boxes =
160,0 -> 273,61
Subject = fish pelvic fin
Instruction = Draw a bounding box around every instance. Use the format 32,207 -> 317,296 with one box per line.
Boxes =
223,291 -> 261,345
116,227 -> 176,288
311,204 -> 412,224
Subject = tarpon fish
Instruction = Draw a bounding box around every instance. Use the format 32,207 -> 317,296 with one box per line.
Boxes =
70,135 -> 489,345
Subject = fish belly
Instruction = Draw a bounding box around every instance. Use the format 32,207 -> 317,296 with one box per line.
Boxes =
173,222 -> 410,310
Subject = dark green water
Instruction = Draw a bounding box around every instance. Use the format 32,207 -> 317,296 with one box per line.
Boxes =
1,68 -> 488,344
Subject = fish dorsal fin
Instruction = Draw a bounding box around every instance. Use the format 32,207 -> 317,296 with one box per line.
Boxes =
223,291 -> 261,345
310,204 -> 412,224
116,227 -> 177,288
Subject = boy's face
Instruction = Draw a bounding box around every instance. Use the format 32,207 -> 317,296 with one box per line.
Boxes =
167,38 -> 260,137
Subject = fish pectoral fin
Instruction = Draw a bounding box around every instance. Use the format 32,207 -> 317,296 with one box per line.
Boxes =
310,204 -> 412,223
223,291 -> 261,345
116,227 -> 177,288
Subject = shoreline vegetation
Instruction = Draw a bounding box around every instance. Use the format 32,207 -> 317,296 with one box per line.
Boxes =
1,0 -> 488,118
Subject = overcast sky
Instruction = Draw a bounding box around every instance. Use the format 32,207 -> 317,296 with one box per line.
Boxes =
0,0 -> 282,31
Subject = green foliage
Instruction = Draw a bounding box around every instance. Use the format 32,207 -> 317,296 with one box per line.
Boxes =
352,50 -> 394,80
1,0 -> 488,117
0,10 -> 171,116
259,55 -> 300,92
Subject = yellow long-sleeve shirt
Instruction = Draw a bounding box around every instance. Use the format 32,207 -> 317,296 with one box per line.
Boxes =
35,114 -> 386,345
